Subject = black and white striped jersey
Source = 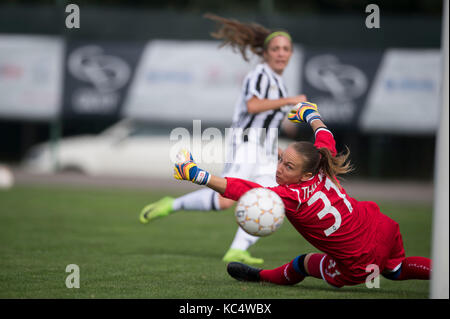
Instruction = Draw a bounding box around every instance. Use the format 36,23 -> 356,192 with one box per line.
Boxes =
229,63 -> 291,155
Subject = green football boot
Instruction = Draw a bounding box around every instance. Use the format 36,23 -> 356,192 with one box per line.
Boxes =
139,196 -> 175,224
222,248 -> 264,265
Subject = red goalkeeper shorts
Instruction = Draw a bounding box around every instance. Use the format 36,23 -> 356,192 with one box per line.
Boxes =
319,214 -> 406,288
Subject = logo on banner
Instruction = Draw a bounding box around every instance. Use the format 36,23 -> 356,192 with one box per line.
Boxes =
305,54 -> 368,124
68,45 -> 131,115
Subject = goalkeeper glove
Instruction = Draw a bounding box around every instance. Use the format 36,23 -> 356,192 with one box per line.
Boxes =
288,102 -> 321,124
173,149 -> 211,185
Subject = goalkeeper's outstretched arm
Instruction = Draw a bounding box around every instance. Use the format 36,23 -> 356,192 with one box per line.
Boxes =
174,101 -> 329,197
310,118 -> 327,132
173,149 -> 228,194
173,151 -> 265,200
206,175 -> 227,195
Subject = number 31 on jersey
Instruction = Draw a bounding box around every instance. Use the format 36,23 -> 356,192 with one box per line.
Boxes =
307,178 -> 353,236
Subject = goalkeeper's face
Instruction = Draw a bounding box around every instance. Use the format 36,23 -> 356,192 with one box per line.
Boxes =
276,146 -> 312,186
263,35 -> 293,75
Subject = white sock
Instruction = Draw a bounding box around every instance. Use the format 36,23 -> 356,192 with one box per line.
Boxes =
229,226 -> 260,251
173,190 -> 259,251
172,188 -> 220,211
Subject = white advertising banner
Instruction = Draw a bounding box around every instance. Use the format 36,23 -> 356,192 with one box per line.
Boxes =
0,35 -> 64,120
359,49 -> 441,134
122,40 -> 302,124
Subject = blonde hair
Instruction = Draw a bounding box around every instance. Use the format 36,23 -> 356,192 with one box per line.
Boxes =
204,13 -> 291,62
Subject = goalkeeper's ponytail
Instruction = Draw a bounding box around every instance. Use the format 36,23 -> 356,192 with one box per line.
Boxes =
291,142 -> 353,190
317,147 -> 353,189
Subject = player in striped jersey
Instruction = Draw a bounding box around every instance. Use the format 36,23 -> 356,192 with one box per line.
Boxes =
139,14 -> 307,265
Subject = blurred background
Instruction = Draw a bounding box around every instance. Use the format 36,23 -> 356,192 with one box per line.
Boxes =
0,0 -> 446,300
0,0 -> 444,184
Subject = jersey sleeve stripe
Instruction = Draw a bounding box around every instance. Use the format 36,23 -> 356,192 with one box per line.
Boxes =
315,127 -> 333,138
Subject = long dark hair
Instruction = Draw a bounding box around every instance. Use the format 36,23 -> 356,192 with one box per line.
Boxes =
204,13 -> 274,61
291,141 -> 353,189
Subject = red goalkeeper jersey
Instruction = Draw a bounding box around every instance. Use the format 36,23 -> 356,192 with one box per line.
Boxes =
223,128 -> 398,275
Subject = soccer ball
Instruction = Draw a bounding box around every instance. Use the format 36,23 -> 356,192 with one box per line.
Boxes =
235,188 -> 285,237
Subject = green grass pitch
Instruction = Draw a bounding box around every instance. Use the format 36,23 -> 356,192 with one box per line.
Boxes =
0,184 -> 431,299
